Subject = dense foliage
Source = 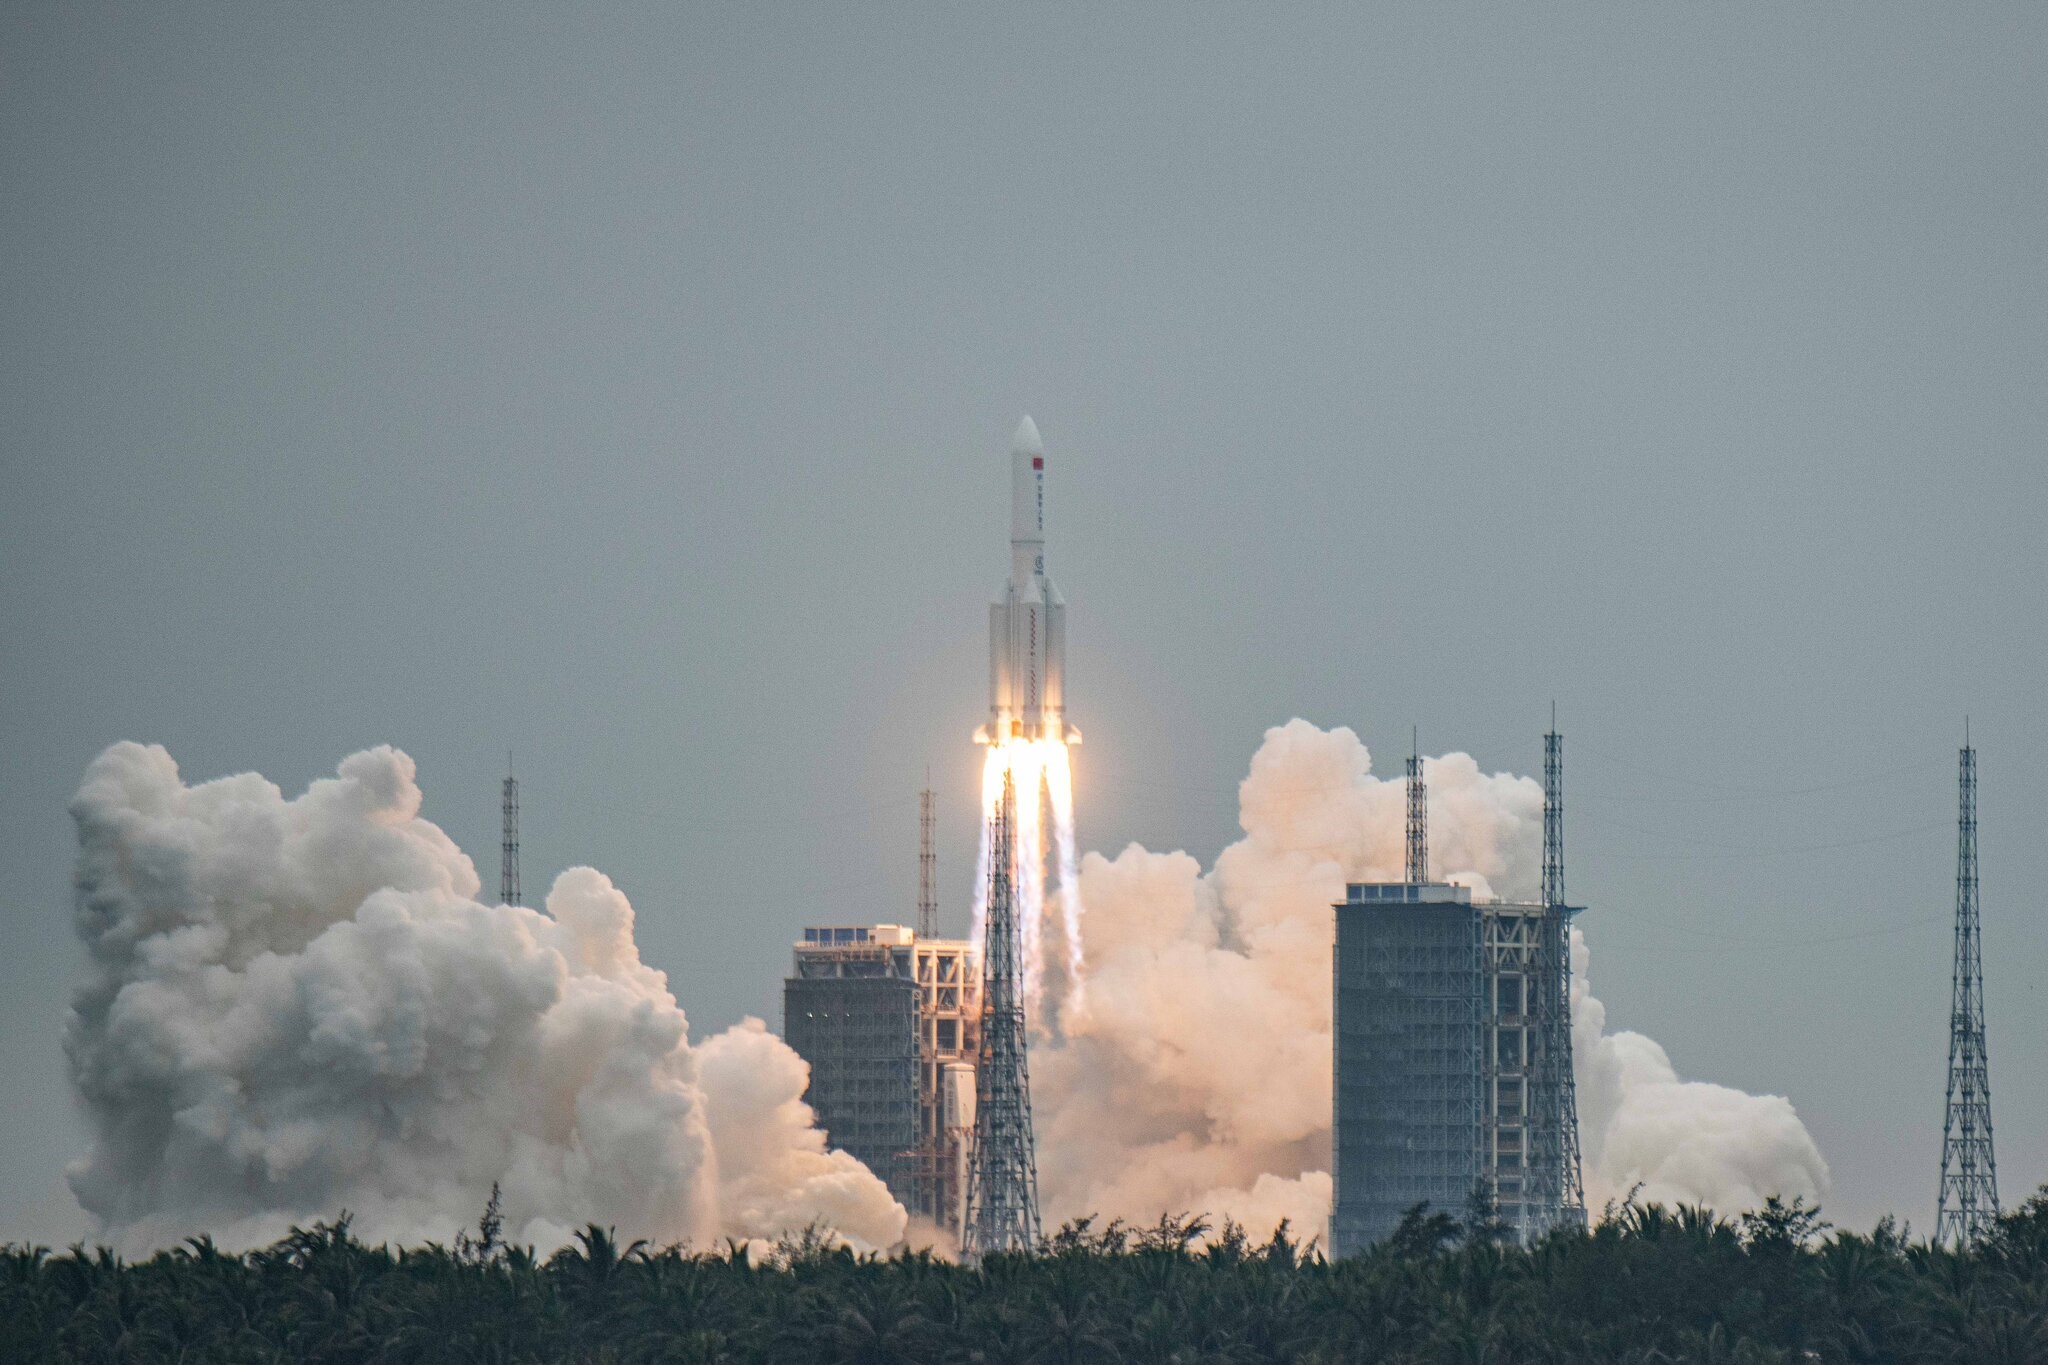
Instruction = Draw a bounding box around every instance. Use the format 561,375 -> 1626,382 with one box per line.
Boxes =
4,1187 -> 2046,1364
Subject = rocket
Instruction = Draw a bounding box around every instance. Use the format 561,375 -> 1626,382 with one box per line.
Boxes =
976,416 -> 1078,746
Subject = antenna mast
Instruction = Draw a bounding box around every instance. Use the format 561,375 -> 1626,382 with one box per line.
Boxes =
1405,730 -> 1428,883
963,771 -> 1041,1255
500,757 -> 520,908
918,781 -> 938,939
1937,731 -> 1998,1244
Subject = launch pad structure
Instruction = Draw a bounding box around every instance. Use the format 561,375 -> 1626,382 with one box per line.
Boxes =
781,779 -> 985,1230
787,417 -> 1072,1245
783,923 -> 981,1227
783,928 -> 922,1195
1331,725 -> 1586,1254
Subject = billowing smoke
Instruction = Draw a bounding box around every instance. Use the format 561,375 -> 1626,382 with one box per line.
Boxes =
1034,720 -> 1829,1241
63,742 -> 907,1254
1571,931 -> 1830,1213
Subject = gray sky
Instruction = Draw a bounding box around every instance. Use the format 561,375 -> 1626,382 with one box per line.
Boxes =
4,3 -> 2044,1240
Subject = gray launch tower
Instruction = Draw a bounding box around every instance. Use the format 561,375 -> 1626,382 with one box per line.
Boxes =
1937,736 -> 1998,1245
1331,725 -> 1586,1253
963,772 -> 1041,1254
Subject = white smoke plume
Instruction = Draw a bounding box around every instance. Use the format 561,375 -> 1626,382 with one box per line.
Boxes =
1035,719 -> 1829,1241
1571,930 -> 1830,1213
63,742 -> 907,1255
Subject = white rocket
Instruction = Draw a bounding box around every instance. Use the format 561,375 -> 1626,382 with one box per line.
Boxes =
976,416 -> 1077,746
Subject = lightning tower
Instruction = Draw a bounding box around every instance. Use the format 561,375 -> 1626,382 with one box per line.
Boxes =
1539,716 -> 1587,1230
1937,733 -> 1998,1245
918,782 -> 938,939
500,759 -> 520,908
963,772 -> 1041,1255
1405,732 -> 1428,884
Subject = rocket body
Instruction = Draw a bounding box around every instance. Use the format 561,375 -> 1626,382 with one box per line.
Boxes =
980,416 -> 1075,746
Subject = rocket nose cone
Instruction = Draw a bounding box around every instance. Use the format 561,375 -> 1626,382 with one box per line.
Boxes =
1011,415 -> 1043,456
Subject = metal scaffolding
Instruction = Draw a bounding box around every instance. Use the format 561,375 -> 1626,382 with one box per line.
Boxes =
1485,901 -> 1543,1236
1937,736 -> 1998,1245
963,772 -> 1041,1255
905,939 -> 980,1234
782,919 -> 979,1231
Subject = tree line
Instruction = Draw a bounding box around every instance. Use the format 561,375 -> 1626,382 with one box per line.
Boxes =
3,1184 -> 2045,1364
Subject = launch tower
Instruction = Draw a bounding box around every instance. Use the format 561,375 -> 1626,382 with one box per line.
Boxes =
1937,735 -> 1998,1245
783,925 -> 980,1229
1331,725 -> 1587,1253
963,772 -> 1041,1254
782,787 -> 980,1230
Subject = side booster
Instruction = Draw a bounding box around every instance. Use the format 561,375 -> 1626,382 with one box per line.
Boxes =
976,416 -> 1078,747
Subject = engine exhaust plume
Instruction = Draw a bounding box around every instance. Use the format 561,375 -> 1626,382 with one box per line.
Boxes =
972,739 -> 1086,1022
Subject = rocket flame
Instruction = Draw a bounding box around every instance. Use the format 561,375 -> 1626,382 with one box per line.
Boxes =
972,738 -> 1086,1022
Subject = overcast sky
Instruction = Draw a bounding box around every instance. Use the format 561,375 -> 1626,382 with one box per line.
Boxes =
4,4 -> 2045,1240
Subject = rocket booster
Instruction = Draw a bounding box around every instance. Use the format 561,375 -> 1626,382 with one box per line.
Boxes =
977,416 -> 1077,746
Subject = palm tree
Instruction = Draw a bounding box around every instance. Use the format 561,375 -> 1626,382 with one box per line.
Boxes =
557,1224 -> 650,1286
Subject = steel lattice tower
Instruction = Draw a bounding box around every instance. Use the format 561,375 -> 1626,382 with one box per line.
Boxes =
500,760 -> 520,908
963,772 -> 1041,1255
1541,724 -> 1564,909
1405,731 -> 1428,884
1541,720 -> 1587,1230
1937,737 -> 1998,1245
918,782 -> 938,939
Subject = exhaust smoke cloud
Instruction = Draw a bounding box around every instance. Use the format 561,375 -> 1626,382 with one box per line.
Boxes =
63,742 -> 907,1255
1031,720 -> 1830,1242
60,724 -> 1828,1256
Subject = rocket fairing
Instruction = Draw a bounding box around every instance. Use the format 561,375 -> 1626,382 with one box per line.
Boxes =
977,416 -> 1078,747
